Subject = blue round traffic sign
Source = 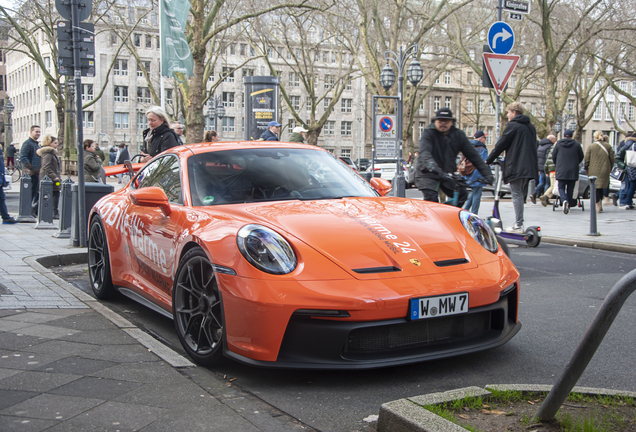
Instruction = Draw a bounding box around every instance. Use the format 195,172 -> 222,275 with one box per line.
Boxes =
488,21 -> 515,55
379,117 -> 393,132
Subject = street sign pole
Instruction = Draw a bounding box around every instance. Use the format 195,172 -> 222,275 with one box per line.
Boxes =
71,0 -> 87,248
495,0 -> 503,140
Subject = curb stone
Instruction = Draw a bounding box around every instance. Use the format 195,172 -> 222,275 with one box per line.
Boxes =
377,384 -> 636,432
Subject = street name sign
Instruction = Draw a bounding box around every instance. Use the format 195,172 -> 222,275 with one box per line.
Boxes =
483,53 -> 520,96
487,21 -> 515,55
503,0 -> 530,14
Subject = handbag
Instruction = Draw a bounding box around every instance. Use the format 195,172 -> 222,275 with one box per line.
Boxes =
610,165 -> 625,181
626,142 -> 636,168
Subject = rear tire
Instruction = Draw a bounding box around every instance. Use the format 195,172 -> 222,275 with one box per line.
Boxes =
88,217 -> 116,299
525,227 -> 541,248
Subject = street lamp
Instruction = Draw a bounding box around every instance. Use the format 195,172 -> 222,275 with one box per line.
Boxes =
207,96 -> 225,133
4,101 -> 14,148
379,44 -> 423,197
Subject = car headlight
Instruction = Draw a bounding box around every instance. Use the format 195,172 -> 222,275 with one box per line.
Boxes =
459,211 -> 498,253
237,224 -> 297,274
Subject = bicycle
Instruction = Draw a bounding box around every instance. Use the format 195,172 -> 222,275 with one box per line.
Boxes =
6,159 -> 22,183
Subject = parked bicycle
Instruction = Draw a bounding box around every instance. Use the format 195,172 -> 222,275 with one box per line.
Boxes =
6,159 -> 22,183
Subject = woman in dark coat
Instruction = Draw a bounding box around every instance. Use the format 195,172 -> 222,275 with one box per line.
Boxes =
36,135 -> 61,219
141,106 -> 180,163
84,139 -> 102,183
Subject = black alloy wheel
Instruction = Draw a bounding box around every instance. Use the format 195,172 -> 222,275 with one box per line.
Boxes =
88,217 -> 116,299
173,248 -> 224,366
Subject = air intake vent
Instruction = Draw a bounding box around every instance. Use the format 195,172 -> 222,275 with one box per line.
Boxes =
352,266 -> 402,274
434,258 -> 469,267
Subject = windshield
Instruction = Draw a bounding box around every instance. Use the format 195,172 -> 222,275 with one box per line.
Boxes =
187,148 -> 378,206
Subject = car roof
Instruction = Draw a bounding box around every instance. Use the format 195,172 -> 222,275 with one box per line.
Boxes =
170,141 -> 326,157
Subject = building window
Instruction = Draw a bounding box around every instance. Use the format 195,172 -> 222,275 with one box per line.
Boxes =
290,95 -> 300,111
289,72 -> 299,87
45,111 -> 52,128
340,121 -> 352,136
137,61 -> 151,77
605,101 -> 614,121
137,87 -> 151,104
222,92 -> 234,108
324,120 -> 335,135
444,96 -> 451,109
287,119 -> 297,132
242,68 -> 254,77
324,74 -> 334,89
83,111 -> 94,128
138,112 -> 148,129
229,44 -> 236,55
619,102 -> 627,121
466,100 -> 473,113
341,148 -> 351,158
531,103 -> 536,116
45,87 -> 51,101
324,97 -> 332,113
434,96 -> 441,111
82,84 -> 93,101
222,67 -> 235,83
322,51 -> 328,62
114,86 -> 129,103
240,44 -> 246,56
133,33 -> 141,47
331,52 -> 337,63
444,71 -> 451,85
165,89 -> 173,105
620,81 -> 628,92
467,72 -> 472,85
489,103 -> 495,114
593,102 -> 602,120
418,122 -> 425,138
306,98 -> 312,112
567,99 -> 574,113
222,117 -> 235,132
114,112 -> 129,129
114,59 -> 128,76
628,104 -> 634,121
145,34 -> 152,48
478,99 -> 484,114
435,74 -> 441,85
341,98 -> 352,113
469,49 -> 475,61
345,77 -> 352,91
467,125 -> 473,138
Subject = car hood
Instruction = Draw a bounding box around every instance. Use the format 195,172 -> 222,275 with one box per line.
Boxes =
228,197 -> 478,279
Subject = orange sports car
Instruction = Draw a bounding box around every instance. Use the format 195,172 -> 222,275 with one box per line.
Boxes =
88,142 -> 521,369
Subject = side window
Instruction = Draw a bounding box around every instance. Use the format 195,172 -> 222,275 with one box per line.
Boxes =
134,156 -> 182,204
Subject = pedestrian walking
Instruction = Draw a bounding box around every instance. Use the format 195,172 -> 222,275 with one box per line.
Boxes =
415,108 -> 493,207
36,135 -> 61,219
585,131 -> 614,213
109,146 -> 117,166
84,139 -> 102,183
94,143 -> 105,166
19,125 -> 42,217
461,130 -> 489,214
115,143 -> 130,184
530,135 -> 556,203
552,129 -> 584,214
5,142 -> 16,168
616,134 -> 636,209
172,122 -> 185,144
289,126 -> 308,143
0,146 -> 18,224
259,121 -> 281,141
485,102 -> 538,233
204,130 -> 220,143
140,106 -> 180,163
616,132 -> 634,207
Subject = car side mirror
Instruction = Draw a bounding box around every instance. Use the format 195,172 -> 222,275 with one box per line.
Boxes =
130,186 -> 172,216
370,177 -> 392,196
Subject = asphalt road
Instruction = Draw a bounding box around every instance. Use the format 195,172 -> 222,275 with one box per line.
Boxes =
51,240 -> 636,432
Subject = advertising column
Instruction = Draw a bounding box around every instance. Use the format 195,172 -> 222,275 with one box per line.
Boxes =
244,76 -> 280,140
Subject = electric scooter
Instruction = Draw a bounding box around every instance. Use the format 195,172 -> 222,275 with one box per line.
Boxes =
487,159 -> 542,248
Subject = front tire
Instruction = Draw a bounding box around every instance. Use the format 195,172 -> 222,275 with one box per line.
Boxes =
173,248 -> 224,366
88,217 -> 116,299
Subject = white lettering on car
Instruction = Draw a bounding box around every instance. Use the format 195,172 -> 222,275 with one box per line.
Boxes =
345,214 -> 417,254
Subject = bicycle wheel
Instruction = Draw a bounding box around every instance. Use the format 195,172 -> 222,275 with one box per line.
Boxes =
10,167 -> 21,183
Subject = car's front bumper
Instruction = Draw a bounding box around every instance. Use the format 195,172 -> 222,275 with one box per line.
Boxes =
223,285 -> 520,369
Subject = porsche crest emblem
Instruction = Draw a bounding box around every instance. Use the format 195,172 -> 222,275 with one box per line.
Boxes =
409,258 -> 421,267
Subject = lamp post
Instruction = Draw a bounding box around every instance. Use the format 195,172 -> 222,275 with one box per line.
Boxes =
207,96 -> 225,133
379,44 -> 423,197
4,101 -> 14,149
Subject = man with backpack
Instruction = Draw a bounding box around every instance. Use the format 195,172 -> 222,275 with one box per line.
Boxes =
617,134 -> 636,209
461,130 -> 489,214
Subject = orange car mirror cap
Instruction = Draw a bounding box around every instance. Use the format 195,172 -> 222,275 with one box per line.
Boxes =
369,177 -> 392,196
130,187 -> 172,216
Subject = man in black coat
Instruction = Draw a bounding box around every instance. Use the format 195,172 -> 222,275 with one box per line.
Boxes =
552,129 -> 584,214
485,102 -> 538,233
415,108 -> 493,206
19,125 -> 42,216
530,134 -> 556,203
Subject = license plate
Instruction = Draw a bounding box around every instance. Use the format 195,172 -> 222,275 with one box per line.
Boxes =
382,168 -> 395,172
409,293 -> 469,320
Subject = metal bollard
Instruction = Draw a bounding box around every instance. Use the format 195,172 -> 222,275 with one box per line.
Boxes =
35,175 -> 56,230
587,176 -> 599,236
54,177 -> 74,238
17,172 -> 36,223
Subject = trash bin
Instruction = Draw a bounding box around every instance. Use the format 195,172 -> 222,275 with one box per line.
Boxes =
70,182 -> 115,247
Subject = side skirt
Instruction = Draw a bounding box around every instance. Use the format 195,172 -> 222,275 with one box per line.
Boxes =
117,287 -> 173,319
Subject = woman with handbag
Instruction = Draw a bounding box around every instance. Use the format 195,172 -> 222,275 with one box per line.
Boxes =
616,135 -> 636,209
585,131 -> 614,212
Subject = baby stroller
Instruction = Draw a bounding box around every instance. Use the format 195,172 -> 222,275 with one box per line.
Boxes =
551,179 -> 585,212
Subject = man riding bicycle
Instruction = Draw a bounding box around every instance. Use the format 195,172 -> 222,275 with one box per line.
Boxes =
415,108 -> 494,207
